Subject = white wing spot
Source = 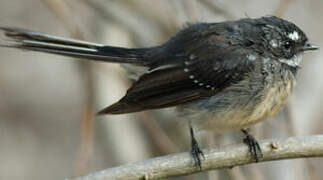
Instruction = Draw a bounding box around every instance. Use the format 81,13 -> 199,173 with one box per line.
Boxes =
184,68 -> 189,72
199,83 -> 204,86
247,54 -> 257,61
270,40 -> 278,48
189,75 -> 195,79
189,54 -> 196,60
288,31 -> 299,41
194,80 -> 199,83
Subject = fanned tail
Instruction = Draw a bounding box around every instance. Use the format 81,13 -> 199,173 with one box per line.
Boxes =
0,27 -> 149,65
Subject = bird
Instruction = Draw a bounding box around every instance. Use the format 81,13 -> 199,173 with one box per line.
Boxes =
0,16 -> 318,169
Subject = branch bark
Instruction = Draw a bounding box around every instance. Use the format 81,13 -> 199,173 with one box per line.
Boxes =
71,135 -> 323,180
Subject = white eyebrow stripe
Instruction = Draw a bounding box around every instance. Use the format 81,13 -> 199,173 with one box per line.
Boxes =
288,31 -> 299,41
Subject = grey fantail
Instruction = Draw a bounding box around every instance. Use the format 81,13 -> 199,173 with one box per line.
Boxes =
0,16 -> 319,168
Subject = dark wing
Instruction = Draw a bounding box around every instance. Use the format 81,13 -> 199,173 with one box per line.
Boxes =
98,46 -> 257,114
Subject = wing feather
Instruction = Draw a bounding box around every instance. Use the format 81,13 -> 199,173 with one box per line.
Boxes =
99,23 -> 258,114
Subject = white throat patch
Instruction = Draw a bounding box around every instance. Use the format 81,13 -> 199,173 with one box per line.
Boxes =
279,53 -> 303,67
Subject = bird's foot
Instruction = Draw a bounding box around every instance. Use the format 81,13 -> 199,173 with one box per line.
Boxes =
190,137 -> 204,170
189,126 -> 204,170
241,129 -> 263,162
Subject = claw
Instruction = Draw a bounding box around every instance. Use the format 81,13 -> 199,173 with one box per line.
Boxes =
190,137 -> 204,169
241,129 -> 263,162
189,126 -> 204,170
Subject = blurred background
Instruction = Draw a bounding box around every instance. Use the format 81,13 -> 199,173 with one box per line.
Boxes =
0,0 -> 322,180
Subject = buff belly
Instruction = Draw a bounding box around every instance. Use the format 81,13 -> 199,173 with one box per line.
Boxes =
178,76 -> 295,133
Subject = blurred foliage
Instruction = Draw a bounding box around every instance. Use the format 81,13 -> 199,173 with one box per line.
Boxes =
0,0 -> 322,180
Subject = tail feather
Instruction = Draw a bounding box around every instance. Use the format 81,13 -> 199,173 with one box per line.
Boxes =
0,27 -> 149,65
97,101 -> 142,115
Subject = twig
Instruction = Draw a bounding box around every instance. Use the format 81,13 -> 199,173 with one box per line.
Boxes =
82,0 -> 171,46
43,0 -> 95,176
183,0 -> 201,23
226,167 -> 247,180
274,0 -> 293,17
198,0 -> 235,20
138,112 -> 179,154
71,135 -> 323,180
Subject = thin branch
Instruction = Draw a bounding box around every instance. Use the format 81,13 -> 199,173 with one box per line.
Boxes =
274,0 -> 293,17
71,135 -> 323,180
198,0 -> 236,20
138,112 -> 180,154
43,0 -> 95,176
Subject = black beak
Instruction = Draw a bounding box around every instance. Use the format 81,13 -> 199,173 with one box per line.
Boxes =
302,43 -> 319,51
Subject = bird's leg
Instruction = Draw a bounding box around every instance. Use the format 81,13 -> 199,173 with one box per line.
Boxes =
189,125 -> 204,170
241,129 -> 263,162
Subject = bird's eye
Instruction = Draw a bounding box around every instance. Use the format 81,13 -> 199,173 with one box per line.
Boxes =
283,41 -> 292,50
